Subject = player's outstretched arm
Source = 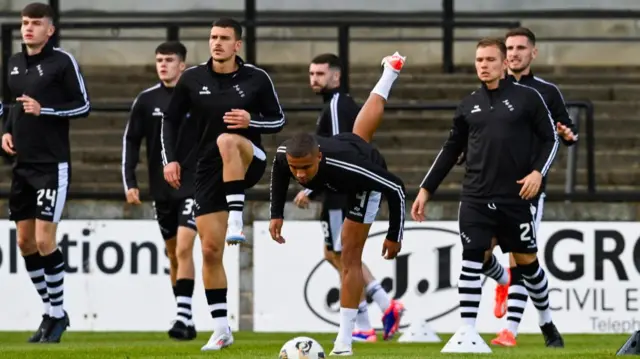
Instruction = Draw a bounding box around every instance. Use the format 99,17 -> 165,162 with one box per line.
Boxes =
269,148 -> 293,243
352,52 -> 406,143
413,106 -> 468,221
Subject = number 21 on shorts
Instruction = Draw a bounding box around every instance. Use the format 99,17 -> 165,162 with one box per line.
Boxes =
37,189 -> 57,207
519,221 -> 536,241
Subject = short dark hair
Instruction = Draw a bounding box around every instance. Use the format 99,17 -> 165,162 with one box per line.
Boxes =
155,41 -> 187,61
212,17 -> 243,40
476,37 -> 507,58
311,53 -> 342,71
286,133 -> 319,158
21,2 -> 54,19
505,27 -> 536,46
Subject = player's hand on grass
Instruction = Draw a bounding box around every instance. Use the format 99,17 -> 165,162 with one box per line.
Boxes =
1,133 -> 15,155
163,161 -> 181,189
411,188 -> 430,222
382,239 -> 401,260
126,188 -> 141,205
269,218 -> 285,244
517,170 -> 542,200
293,190 -> 310,209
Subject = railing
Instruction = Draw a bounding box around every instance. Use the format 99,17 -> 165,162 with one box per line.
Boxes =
1,18 -> 519,100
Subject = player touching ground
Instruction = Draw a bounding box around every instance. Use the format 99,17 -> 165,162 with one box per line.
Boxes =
161,18 -> 285,351
412,38 -> 564,349
269,52 -> 406,356
122,41 -> 199,340
293,53 -> 404,342
1,2 -> 90,343
489,27 -> 576,347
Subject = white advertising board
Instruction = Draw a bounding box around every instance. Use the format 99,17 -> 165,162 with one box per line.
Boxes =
254,220 -> 640,334
0,220 -> 239,332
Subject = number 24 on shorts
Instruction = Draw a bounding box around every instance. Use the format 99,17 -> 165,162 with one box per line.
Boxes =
37,189 -> 57,207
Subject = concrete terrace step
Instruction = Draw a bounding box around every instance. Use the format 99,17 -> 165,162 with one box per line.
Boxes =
69,128 -> 640,151
73,146 -> 639,171
12,162 -> 633,189
85,82 -> 620,102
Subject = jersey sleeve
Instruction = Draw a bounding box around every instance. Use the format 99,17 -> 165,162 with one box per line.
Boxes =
121,95 -> 146,192
248,69 -> 286,134
326,157 -> 406,243
161,76 -> 192,165
39,53 -> 91,119
547,84 -> 577,146
529,89 -> 560,177
420,104 -> 468,194
269,148 -> 292,219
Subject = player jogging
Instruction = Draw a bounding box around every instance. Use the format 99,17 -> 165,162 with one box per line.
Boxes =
122,41 -> 199,340
412,38 -> 564,351
161,18 -> 285,350
293,53 -> 404,342
269,52 -> 407,356
490,27 -> 576,347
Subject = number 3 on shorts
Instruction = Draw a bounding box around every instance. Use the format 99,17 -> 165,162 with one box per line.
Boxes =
182,199 -> 195,215
519,221 -> 535,241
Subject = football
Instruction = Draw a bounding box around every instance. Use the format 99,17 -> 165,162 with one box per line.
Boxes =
279,336 -> 326,359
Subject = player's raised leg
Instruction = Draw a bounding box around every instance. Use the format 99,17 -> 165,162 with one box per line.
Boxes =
352,52 -> 406,144
217,134 -> 259,244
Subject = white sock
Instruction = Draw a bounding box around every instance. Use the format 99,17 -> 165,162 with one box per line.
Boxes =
336,307 -> 358,346
371,68 -> 399,100
366,280 -> 391,311
507,321 -> 520,337
210,303 -> 229,332
355,301 -> 373,331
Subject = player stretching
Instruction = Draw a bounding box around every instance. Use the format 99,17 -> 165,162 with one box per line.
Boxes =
489,27 -> 576,347
161,18 -> 285,350
412,38 -> 564,351
293,53 -> 404,342
2,2 -> 90,343
122,41 -> 199,340
269,52 -> 407,356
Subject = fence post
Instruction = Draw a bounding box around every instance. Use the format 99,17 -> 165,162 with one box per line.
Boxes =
564,106 -> 581,196
442,0 -> 455,73
338,25 -> 350,93
49,0 -> 60,46
2,25 -> 12,104
166,25 -> 180,42
585,103 -> 596,193
244,0 -> 257,64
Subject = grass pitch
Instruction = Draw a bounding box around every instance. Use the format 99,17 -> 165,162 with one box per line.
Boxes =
0,331 -> 627,358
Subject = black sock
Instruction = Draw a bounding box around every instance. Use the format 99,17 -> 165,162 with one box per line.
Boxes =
172,285 -> 178,299
23,253 -> 50,315
482,254 -> 509,285
205,288 -> 229,331
459,250 -> 484,327
42,249 -> 65,318
175,279 -> 194,326
518,259 -> 553,326
224,180 -> 245,223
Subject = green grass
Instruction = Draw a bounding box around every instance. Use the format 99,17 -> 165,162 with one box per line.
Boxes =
0,332 -> 628,358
